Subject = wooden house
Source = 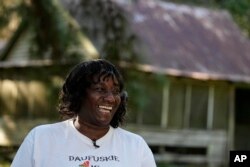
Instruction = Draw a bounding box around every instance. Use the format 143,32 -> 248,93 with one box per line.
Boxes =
1,0 -> 250,166
62,0 -> 250,166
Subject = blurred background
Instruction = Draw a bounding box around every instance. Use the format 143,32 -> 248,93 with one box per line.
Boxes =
0,0 -> 250,166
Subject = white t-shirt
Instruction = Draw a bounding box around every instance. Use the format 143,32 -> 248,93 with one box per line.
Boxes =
11,119 -> 157,167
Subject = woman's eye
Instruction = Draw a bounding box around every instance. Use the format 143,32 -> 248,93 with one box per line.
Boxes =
112,89 -> 120,95
95,87 -> 105,92
92,86 -> 120,96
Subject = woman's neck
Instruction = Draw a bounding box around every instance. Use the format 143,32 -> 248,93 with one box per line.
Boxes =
73,117 -> 110,141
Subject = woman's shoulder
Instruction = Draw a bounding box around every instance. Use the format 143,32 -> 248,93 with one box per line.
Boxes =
29,119 -> 71,136
114,127 -> 146,143
112,127 -> 152,152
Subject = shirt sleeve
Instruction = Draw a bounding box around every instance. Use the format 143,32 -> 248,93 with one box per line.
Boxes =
140,139 -> 157,167
11,129 -> 35,167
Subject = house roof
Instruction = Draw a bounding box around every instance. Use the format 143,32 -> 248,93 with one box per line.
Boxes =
112,0 -> 250,83
61,0 -> 250,82
6,0 -> 247,83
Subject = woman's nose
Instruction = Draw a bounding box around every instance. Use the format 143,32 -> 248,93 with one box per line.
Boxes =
103,92 -> 116,103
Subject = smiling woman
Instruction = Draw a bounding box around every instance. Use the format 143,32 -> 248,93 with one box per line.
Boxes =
11,59 -> 156,167
58,59 -> 125,129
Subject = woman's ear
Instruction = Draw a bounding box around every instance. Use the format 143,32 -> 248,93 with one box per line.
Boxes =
120,91 -> 128,104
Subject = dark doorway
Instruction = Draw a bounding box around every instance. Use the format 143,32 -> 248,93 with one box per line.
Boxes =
235,88 -> 250,150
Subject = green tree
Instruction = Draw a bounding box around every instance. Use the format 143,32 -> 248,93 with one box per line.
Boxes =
221,0 -> 250,37
0,0 -> 146,117
0,0 -> 139,62
0,0 -> 22,39
0,0 -> 84,60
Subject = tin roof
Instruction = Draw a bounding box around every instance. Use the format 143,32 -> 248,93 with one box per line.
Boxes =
114,0 -> 250,82
62,0 -> 250,82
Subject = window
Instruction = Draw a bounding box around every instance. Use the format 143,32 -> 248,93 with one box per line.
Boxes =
213,84 -> 229,130
167,79 -> 229,130
168,82 -> 185,129
127,76 -> 229,130
126,73 -> 163,126
189,83 -> 208,129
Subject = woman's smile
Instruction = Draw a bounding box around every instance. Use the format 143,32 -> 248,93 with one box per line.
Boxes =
79,76 -> 121,127
98,105 -> 113,113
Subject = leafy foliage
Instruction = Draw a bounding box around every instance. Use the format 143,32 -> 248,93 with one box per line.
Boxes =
0,0 -> 87,60
221,0 -> 250,37
0,0 -> 140,61
28,0 -> 70,59
0,0 -> 22,39
70,0 -> 139,62
0,0 -> 147,114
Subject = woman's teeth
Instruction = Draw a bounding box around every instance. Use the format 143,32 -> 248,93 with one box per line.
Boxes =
99,105 -> 112,112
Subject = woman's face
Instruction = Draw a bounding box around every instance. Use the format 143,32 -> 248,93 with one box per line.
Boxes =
78,75 -> 121,127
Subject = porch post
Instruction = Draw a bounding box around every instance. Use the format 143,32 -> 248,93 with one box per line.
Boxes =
207,85 -> 215,129
184,84 -> 192,128
161,80 -> 170,128
228,85 -> 235,150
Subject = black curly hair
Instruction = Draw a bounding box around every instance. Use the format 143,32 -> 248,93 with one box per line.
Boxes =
58,59 -> 127,128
